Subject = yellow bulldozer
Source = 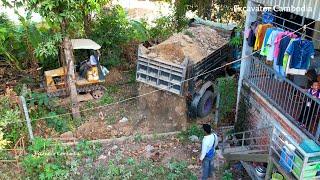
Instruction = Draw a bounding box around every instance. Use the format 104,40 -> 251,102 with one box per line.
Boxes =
44,39 -> 107,99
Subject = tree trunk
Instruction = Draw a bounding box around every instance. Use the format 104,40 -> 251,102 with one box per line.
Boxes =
63,37 -> 81,119
83,13 -> 91,37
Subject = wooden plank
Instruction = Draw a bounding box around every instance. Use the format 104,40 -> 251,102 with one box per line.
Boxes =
224,153 -> 269,163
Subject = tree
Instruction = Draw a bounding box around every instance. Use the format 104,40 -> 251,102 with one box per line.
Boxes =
25,0 -> 83,119
77,0 -> 109,36
174,0 -> 246,24
26,0 -> 79,34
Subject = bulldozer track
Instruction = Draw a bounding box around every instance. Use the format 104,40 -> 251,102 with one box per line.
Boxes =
47,84 -> 104,98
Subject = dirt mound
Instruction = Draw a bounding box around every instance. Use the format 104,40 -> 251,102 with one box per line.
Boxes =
137,83 -> 188,132
75,120 -> 110,139
105,68 -> 123,85
141,25 -> 229,64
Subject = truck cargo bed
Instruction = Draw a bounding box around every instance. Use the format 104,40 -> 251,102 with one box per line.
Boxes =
136,43 -> 229,95
136,55 -> 187,95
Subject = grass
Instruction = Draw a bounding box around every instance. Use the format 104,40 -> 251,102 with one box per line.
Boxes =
184,30 -> 195,38
127,70 -> 136,84
99,92 -> 115,106
106,85 -> 120,94
178,124 -> 205,142
105,115 -> 117,125
134,133 -> 143,142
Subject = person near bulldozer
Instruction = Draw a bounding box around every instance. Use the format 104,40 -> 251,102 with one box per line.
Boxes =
199,124 -> 218,180
79,50 -> 99,78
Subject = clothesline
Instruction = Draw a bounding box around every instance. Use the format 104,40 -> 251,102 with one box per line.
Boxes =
264,12 -> 320,34
256,15 -> 320,43
248,12 -> 316,79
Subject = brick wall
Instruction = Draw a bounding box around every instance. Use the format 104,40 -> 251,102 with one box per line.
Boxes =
237,83 -> 308,144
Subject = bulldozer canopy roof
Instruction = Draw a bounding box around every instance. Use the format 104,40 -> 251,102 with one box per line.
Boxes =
71,39 -> 101,50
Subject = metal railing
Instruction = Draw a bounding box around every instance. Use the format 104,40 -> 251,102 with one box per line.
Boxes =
222,126 -> 272,154
244,57 -> 320,143
267,125 -> 320,180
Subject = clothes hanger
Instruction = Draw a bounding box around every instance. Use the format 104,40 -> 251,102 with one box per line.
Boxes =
301,25 -> 306,40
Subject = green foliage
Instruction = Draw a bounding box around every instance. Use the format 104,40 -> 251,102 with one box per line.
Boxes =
168,161 -> 197,180
105,115 -> 116,125
229,28 -> 243,48
0,96 -> 24,149
22,137 -> 103,179
34,32 -> 62,68
27,93 -> 72,133
27,92 -> 50,107
92,157 -> 196,179
174,0 -> 189,32
45,112 -> 70,133
0,12 -> 39,70
91,6 -> 148,68
127,70 -> 136,84
99,91 -> 114,105
216,77 -> 237,120
26,0 -> 80,33
0,11 -> 61,71
178,124 -> 205,142
229,36 -> 243,47
213,0 -> 246,23
106,85 -> 120,94
222,170 -> 233,180
149,15 -> 176,42
235,93 -> 251,134
134,133 -> 143,143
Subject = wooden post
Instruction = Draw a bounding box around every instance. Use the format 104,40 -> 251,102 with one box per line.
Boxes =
63,37 -> 81,119
19,96 -> 34,141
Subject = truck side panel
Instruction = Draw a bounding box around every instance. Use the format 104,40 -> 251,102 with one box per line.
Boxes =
136,55 -> 187,95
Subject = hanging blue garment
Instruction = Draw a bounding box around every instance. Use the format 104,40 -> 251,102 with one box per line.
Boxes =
262,11 -> 274,24
286,39 -> 315,70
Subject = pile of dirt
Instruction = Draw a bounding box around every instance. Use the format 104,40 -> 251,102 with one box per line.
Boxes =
105,68 -> 123,85
140,25 -> 230,64
137,83 -> 188,132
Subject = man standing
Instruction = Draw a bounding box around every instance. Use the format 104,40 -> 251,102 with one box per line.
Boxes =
199,124 -> 218,180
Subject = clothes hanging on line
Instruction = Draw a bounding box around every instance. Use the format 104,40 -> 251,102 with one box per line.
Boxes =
266,29 -> 283,61
246,21 -> 259,47
260,27 -> 275,56
251,17 -> 316,77
285,38 -> 315,75
254,24 -> 273,50
262,11 -> 274,24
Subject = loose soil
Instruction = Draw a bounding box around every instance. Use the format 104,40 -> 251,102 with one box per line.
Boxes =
140,25 -> 230,64
93,133 -> 223,179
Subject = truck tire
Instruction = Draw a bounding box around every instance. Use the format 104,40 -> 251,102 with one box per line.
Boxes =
197,90 -> 214,118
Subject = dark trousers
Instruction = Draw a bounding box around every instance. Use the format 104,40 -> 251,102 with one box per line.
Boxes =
202,157 -> 214,180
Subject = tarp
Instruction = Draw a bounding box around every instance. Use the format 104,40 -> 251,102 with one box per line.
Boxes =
193,17 -> 237,31
71,39 -> 101,50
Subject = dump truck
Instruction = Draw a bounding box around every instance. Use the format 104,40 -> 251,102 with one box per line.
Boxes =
136,25 -> 232,118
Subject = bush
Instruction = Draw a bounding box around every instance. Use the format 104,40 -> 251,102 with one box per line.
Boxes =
0,96 -> 24,149
216,77 -> 237,121
27,92 -> 72,134
90,6 -> 148,69
22,137 -> 103,179
149,15 -> 176,43
178,124 -> 205,142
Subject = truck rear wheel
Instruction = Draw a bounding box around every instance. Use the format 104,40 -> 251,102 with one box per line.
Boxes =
197,90 -> 214,118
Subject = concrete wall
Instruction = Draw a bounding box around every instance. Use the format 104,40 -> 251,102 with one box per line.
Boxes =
237,82 -> 309,144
